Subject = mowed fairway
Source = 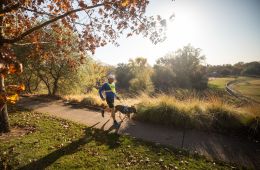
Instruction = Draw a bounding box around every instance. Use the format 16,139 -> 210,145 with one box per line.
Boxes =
208,77 -> 236,89
232,78 -> 260,102
209,76 -> 260,102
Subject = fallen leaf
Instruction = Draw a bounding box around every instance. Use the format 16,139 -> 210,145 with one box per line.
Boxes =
159,158 -> 164,162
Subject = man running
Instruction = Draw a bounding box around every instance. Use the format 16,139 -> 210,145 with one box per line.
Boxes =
99,74 -> 120,127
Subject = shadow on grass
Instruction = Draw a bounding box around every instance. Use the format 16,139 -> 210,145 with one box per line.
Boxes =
18,123 -> 120,170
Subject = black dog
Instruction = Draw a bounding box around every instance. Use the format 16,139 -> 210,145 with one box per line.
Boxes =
115,105 -> 137,121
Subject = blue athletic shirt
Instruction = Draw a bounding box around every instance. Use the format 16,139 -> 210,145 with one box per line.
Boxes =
99,83 -> 117,100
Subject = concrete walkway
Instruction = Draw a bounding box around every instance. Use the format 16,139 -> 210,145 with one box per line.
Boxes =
18,96 -> 260,169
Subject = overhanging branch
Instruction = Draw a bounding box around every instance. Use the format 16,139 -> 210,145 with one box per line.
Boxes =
21,7 -> 88,27
3,3 -> 104,44
14,41 -> 51,46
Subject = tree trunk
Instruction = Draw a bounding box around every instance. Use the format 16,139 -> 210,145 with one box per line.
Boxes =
47,86 -> 52,95
25,77 -> 32,93
0,0 -> 10,133
38,73 -> 52,95
52,79 -> 59,95
0,75 -> 10,133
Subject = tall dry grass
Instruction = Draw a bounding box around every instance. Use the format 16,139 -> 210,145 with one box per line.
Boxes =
63,93 -> 106,108
63,93 -> 141,108
134,94 -> 259,138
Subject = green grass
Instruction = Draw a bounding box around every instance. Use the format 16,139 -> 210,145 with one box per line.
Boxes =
134,94 -> 260,139
232,79 -> 260,102
208,76 -> 260,103
0,107 -> 236,169
208,77 -> 236,89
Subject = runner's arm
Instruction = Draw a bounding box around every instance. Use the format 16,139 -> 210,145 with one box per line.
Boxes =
99,84 -> 105,100
115,93 -> 120,100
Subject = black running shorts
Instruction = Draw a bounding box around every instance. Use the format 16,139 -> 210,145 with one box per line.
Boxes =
106,97 -> 114,108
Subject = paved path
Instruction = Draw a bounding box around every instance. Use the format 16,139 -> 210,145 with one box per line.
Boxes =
18,96 -> 260,169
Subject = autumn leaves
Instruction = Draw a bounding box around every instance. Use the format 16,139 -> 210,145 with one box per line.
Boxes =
0,63 -> 25,108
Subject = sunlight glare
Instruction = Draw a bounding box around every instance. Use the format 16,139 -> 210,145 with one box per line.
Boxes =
166,7 -> 203,49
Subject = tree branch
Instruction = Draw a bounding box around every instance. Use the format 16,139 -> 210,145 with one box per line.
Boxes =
3,3 -> 105,44
14,41 -> 51,46
0,3 -> 20,15
21,7 -> 88,27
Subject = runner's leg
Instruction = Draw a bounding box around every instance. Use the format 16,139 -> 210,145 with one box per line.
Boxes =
111,107 -> 115,121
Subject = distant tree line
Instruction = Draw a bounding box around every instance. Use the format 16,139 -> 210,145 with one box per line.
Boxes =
206,62 -> 260,77
11,37 -> 259,96
115,45 -> 208,93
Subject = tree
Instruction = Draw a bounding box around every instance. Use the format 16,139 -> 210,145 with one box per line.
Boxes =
129,73 -> 154,93
10,25 -> 84,95
7,45 -> 41,94
126,57 -> 154,93
152,64 -> 176,91
242,62 -> 260,76
220,68 -> 231,76
12,26 -> 111,96
206,62 -> 260,77
153,45 -> 208,90
115,57 -> 154,93
232,62 -> 244,75
128,57 -> 154,93
34,29 -> 83,95
115,63 -> 133,89
0,0 -> 167,132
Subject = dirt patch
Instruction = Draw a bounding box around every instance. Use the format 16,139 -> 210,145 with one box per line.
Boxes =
0,126 -> 35,141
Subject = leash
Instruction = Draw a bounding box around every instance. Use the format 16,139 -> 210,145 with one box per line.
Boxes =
118,97 -> 127,105
181,119 -> 187,148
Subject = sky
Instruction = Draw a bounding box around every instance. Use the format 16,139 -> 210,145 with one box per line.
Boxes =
93,0 -> 260,66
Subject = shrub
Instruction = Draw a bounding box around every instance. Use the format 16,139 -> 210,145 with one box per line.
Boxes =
136,101 -> 190,127
80,95 -> 105,107
206,105 -> 246,132
135,95 -> 197,128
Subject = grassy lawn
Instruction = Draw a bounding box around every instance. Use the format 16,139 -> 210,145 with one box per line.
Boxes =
208,77 -> 236,89
232,79 -> 260,102
0,107 -> 235,170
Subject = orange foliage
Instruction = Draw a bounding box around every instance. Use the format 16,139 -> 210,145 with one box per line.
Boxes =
0,0 -> 166,107
0,0 -> 166,65
0,84 -> 25,105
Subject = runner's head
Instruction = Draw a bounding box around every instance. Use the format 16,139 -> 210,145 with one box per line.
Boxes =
108,74 -> 115,83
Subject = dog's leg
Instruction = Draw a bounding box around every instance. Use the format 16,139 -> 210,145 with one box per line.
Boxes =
123,115 -> 127,121
119,112 -> 124,121
127,113 -> 130,120
112,108 -> 118,118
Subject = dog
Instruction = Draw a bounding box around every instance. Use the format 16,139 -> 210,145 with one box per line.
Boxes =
114,105 -> 137,121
